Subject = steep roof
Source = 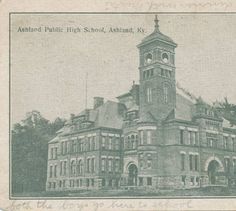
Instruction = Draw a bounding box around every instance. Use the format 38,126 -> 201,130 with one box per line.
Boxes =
141,30 -> 176,46
138,17 -> 177,47
58,100 -> 126,136
94,101 -> 125,129
174,93 -> 194,121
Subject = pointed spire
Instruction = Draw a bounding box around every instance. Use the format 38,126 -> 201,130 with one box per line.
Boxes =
154,15 -> 159,32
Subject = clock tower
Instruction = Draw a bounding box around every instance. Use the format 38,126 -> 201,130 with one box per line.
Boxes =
137,16 -> 177,121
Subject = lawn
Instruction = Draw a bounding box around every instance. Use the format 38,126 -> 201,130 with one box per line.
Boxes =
12,186 -> 236,198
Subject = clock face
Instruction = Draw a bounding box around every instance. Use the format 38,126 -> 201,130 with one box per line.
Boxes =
162,52 -> 169,63
145,53 -> 153,64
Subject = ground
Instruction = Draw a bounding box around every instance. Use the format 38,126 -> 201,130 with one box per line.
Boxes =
12,186 -> 236,198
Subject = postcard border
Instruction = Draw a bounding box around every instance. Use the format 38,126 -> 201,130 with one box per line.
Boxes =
9,11 -> 236,200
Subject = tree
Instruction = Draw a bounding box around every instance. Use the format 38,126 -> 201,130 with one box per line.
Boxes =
214,98 -> 236,127
11,111 -> 65,194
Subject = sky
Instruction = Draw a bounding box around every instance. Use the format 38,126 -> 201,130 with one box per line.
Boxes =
11,14 -> 236,123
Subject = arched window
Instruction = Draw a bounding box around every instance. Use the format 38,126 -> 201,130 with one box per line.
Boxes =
77,159 -> 83,175
127,136 -> 131,149
131,135 -> 135,149
71,160 -> 76,176
145,53 -> 153,64
147,87 -> 152,103
135,135 -> 138,149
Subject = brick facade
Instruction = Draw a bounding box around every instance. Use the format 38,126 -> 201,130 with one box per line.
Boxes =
46,17 -> 236,192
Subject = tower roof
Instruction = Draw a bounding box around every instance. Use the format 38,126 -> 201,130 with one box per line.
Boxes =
138,15 -> 177,47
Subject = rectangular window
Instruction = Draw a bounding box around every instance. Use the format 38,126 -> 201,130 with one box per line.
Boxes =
181,153 -> 185,171
54,165 -> 57,178
61,142 -> 64,155
64,161 -> 67,176
181,175 -> 186,185
192,132 -> 196,145
115,159 -> 119,172
87,138 -> 90,151
139,177 -> 143,186
115,138 -> 119,150
108,137 -> 112,150
76,179 -> 80,187
101,158 -> 105,172
191,177 -> 194,186
91,137 -> 96,150
91,158 -> 95,173
65,141 -> 68,154
147,154 -> 152,169
225,158 -> 230,173
70,179 -> 74,187
108,159 -> 112,172
91,179 -> 94,186
147,177 -> 152,186
233,138 -> 236,151
147,88 -> 152,103
49,166 -> 53,178
189,155 -> 193,171
78,140 -> 81,152
55,147 -> 58,159
72,140 -> 77,153
163,86 -> 168,103
180,130 -> 184,145
188,132 -> 191,145
50,148 -> 53,159
223,137 -> 227,149
233,159 -> 236,175
101,137 -> 106,149
87,158 -> 90,173
140,131 -> 144,145
194,155 -> 198,171
60,161 -> 63,176
147,130 -> 151,144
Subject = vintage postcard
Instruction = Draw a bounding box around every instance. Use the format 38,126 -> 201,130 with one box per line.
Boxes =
1,1 -> 236,210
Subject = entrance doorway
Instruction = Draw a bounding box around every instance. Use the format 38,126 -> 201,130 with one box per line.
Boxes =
208,160 -> 220,185
128,164 -> 138,186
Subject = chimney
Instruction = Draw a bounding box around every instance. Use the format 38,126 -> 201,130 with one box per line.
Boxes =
94,97 -> 104,109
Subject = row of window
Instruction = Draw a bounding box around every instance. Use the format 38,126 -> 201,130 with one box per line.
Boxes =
125,111 -> 138,121
180,130 -> 198,146
139,153 -> 152,169
50,147 -> 58,159
61,137 -> 97,155
125,134 -> 138,149
143,68 -> 154,79
49,158 -> 96,178
124,130 -> 154,149
101,158 -> 120,173
50,136 -> 121,158
120,177 -> 152,186
181,175 -> 200,186
146,86 -> 170,104
206,133 -> 236,151
48,178 -> 120,189
161,68 -> 172,78
224,158 -> 236,174
180,153 -> 199,171
48,178 -> 95,189
101,136 -> 120,150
